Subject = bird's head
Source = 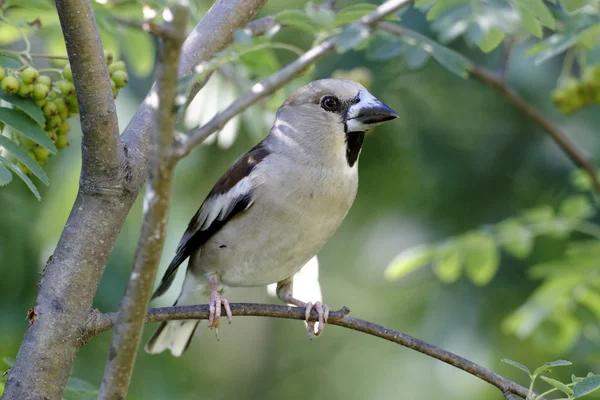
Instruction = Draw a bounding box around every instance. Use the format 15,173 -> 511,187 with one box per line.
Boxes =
273,78 -> 398,166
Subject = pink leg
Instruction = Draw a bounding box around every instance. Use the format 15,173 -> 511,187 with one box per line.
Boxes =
208,274 -> 232,329
276,279 -> 329,339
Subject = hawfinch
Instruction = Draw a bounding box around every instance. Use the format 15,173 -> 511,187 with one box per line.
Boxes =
146,78 -> 398,356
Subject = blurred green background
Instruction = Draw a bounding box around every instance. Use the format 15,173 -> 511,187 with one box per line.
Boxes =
2,0 -> 600,399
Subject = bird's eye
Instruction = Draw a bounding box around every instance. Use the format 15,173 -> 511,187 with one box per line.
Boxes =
320,95 -> 339,112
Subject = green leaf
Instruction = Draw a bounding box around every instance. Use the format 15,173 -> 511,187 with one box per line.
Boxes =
514,0 -> 556,29
0,156 -> 40,200
305,3 -> 336,27
334,3 -> 399,26
570,169 -> 593,191
0,161 -> 12,186
558,195 -> 595,220
573,374 -> 600,398
526,34 -> 577,64
402,45 -> 431,69
0,135 -> 48,185
385,245 -> 434,280
534,360 -> 573,376
335,4 -> 379,26
433,242 -> 463,283
275,10 -> 317,34
501,358 -> 531,375
559,0 -> 587,12
0,108 -> 56,153
336,25 -> 371,53
121,27 -> 155,77
463,231 -> 500,286
367,37 -> 407,61
479,28 -> 505,53
402,30 -> 472,77
519,7 -> 543,38
0,55 -> 22,69
415,0 -> 436,6
426,0 -> 471,21
573,374 -> 584,383
497,219 -> 534,259
523,205 -> 554,223
576,287 -> 600,320
540,376 -> 574,396
0,91 -> 45,126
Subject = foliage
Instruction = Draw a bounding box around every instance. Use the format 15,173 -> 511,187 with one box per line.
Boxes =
502,358 -> 600,399
386,169 -> 600,351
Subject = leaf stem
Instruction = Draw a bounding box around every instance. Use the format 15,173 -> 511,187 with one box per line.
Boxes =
29,53 -> 69,61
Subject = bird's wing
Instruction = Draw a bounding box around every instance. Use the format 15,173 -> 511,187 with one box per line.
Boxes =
151,142 -> 270,299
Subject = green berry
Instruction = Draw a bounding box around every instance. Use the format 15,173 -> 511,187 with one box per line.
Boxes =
63,64 -> 73,82
46,115 -> 62,131
37,75 -> 52,87
43,101 -> 58,117
104,50 -> 114,65
54,97 -> 68,120
108,61 -> 126,74
66,95 -> 79,115
21,67 -> 39,84
33,146 -> 50,165
18,161 -> 31,175
17,83 -> 33,98
46,129 -> 58,142
20,136 -> 37,149
57,121 -> 69,136
34,98 -> 47,108
2,75 -> 20,95
0,67 -> 5,81
55,135 -> 69,150
111,70 -> 128,88
55,80 -> 75,96
110,78 -> 118,98
32,83 -> 50,100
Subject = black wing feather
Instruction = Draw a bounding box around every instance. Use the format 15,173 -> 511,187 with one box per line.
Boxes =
151,193 -> 253,299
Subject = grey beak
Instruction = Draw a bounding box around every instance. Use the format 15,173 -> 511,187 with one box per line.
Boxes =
352,101 -> 398,125
346,92 -> 398,132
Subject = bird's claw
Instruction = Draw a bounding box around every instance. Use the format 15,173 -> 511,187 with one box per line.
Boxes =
208,290 -> 232,329
304,301 -> 329,339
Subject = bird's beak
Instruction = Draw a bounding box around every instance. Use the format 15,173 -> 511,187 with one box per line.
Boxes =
345,90 -> 398,132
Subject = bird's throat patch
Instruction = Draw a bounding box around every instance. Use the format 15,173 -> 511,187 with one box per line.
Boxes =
345,131 -> 365,167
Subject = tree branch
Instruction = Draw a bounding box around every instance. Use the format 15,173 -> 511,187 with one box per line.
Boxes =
377,21 -> 600,192
3,2 -> 268,399
2,0 -> 127,397
86,304 -> 539,400
97,7 -> 186,399
172,0 -> 413,160
55,0 -> 122,183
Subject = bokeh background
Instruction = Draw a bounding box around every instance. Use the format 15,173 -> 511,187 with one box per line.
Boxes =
2,0 -> 600,399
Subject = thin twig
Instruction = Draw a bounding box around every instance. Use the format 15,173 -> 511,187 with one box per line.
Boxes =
377,21 -> 600,192
172,0 -> 413,159
97,6 -> 187,399
86,304 -> 540,400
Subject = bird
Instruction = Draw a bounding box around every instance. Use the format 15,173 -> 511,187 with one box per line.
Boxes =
145,78 -> 398,356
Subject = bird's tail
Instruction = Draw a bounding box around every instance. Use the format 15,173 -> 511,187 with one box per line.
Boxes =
145,271 -> 206,357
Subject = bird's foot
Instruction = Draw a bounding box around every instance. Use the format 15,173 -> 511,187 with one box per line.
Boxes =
208,290 -> 232,329
303,301 -> 329,339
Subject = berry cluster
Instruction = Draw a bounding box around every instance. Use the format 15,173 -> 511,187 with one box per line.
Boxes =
0,51 -> 129,174
551,66 -> 600,114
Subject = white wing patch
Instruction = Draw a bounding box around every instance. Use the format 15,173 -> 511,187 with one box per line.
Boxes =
194,177 -> 255,231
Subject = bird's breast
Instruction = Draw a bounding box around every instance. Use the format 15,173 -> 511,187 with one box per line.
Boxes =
197,158 -> 358,287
